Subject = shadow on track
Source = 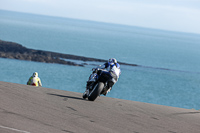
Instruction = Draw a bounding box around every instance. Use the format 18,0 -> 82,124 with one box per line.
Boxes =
47,93 -> 84,101
171,111 -> 200,116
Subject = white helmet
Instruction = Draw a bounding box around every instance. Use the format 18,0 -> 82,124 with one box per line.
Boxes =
108,58 -> 117,64
33,72 -> 38,77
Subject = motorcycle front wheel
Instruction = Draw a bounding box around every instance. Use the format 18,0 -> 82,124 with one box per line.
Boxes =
88,82 -> 104,101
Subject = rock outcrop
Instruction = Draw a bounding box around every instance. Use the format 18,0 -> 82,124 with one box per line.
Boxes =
0,40 -> 138,67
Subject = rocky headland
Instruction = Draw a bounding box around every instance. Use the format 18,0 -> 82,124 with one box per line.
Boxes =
0,40 -> 138,67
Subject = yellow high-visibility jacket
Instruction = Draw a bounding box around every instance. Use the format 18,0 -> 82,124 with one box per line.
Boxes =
27,76 -> 42,87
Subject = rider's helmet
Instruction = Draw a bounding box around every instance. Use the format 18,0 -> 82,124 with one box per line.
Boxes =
108,58 -> 117,64
33,72 -> 38,77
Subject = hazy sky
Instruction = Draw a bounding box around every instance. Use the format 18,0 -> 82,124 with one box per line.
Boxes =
1,0 -> 200,34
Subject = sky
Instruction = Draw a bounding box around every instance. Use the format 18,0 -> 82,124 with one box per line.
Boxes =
1,0 -> 200,34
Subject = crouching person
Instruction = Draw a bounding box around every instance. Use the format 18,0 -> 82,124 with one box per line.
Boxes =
27,72 -> 42,87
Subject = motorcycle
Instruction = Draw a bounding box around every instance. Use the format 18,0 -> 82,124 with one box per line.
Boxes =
83,68 -> 113,101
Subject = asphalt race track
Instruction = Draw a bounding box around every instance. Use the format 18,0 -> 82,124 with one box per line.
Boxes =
1,81 -> 200,133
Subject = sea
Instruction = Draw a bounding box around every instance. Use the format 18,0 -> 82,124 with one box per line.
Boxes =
0,10 -> 200,109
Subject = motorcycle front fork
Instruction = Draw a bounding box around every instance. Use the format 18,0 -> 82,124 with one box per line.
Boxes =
83,81 -> 94,98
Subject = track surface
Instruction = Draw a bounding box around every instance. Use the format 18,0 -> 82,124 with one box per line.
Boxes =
1,81 -> 200,133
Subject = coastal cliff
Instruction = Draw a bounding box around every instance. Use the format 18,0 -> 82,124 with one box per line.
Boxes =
0,40 -> 137,67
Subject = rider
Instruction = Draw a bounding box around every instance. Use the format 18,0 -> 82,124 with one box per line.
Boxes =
27,72 -> 42,87
96,58 -> 121,95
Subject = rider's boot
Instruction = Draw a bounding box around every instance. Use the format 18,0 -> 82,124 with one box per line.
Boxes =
102,87 -> 112,96
103,81 -> 114,96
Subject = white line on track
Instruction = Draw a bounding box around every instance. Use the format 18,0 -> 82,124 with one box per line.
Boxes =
0,125 -> 31,133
